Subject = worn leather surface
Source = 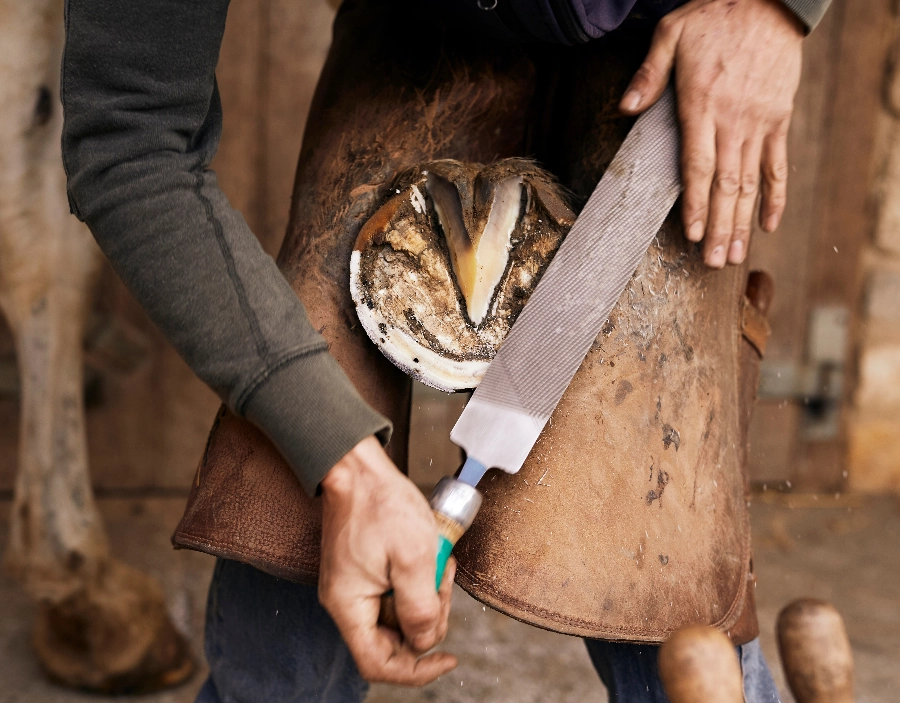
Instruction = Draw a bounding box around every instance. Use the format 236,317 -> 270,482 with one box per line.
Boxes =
173,0 -> 769,644
174,407 -> 321,583
453,219 -> 761,643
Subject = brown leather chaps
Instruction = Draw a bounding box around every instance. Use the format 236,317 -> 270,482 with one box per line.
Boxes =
174,0 -> 769,645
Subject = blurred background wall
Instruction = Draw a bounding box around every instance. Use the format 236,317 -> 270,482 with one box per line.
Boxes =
745,0 -> 898,494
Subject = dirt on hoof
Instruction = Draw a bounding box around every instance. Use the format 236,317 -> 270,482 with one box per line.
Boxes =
32,558 -> 195,694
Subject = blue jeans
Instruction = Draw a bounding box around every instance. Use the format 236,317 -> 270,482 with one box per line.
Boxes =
196,560 -> 780,702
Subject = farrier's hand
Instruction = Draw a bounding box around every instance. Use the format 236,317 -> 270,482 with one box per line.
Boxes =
620,0 -> 804,268
319,436 -> 457,686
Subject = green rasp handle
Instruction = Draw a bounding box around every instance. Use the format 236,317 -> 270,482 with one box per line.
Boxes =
378,476 -> 482,633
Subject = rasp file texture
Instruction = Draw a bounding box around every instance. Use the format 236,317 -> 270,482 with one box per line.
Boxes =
451,86 -> 682,474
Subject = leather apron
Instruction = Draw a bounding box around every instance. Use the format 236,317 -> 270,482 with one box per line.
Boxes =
173,0 -> 768,644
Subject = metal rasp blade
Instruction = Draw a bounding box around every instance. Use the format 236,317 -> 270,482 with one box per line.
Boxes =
451,86 -> 681,481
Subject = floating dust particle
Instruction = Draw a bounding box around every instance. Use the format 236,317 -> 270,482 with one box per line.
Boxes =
537,467 -> 551,486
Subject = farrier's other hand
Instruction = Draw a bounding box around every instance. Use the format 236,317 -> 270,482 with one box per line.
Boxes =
620,0 -> 804,268
319,436 -> 457,686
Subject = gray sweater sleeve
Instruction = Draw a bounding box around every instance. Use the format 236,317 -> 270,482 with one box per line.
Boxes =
779,0 -> 831,31
61,0 -> 391,495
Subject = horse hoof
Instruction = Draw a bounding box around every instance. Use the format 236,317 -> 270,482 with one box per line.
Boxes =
32,558 -> 195,694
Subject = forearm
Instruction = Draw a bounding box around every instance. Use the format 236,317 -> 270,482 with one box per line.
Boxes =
61,0 -> 390,494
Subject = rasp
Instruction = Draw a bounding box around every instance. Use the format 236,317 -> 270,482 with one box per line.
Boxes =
454,85 -> 681,484
380,86 -> 682,627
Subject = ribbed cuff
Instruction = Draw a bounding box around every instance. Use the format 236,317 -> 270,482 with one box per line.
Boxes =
243,351 -> 392,496
779,0 -> 831,31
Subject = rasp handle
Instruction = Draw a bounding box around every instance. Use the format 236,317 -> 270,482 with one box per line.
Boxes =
378,476 -> 482,632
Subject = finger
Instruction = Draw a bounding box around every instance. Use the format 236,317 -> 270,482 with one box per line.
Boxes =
620,15 -> 681,114
703,129 -> 743,268
433,557 -> 456,647
339,605 -> 457,686
389,534 -> 442,652
729,137 -> 763,265
680,114 -> 716,245
377,650 -> 458,687
760,123 -> 789,232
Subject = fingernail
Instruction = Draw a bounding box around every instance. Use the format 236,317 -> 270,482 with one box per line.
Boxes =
728,240 -> 744,264
687,222 -> 704,242
707,245 -> 726,268
621,89 -> 642,112
765,214 -> 779,232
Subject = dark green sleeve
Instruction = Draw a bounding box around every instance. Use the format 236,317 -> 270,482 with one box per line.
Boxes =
779,0 -> 831,31
61,0 -> 390,495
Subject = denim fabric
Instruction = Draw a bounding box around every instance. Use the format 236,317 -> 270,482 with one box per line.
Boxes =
740,639 -> 783,702
197,560 -> 780,703
583,636 -> 782,702
196,560 -> 368,703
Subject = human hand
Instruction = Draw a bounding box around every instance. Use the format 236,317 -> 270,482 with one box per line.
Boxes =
319,436 -> 457,685
620,0 -> 804,268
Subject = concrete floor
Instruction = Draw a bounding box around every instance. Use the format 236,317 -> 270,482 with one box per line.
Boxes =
0,493 -> 897,702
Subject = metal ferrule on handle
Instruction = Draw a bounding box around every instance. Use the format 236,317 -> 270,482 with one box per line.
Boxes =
428,476 -> 482,586
378,476 -> 482,631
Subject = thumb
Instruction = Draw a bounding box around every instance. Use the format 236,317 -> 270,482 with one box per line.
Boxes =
620,15 -> 681,114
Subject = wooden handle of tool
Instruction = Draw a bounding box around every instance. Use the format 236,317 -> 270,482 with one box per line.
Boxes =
658,626 -> 744,703
777,599 -> 854,703
378,511 -> 465,632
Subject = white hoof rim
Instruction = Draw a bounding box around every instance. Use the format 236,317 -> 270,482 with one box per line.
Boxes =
350,159 -> 575,392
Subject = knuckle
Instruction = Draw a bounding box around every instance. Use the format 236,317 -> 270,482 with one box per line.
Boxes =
394,543 -> 432,571
771,113 -> 792,136
684,153 -> 716,179
714,172 -> 741,196
764,160 -> 789,185
402,601 -> 439,628
655,14 -> 677,38
740,171 -> 760,194
633,63 -> 659,87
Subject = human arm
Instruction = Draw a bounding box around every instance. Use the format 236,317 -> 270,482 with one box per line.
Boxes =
60,0 -> 389,495
619,0 -> 806,268
61,0 -> 453,684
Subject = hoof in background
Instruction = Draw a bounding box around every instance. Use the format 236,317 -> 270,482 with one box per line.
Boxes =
32,558 -> 195,694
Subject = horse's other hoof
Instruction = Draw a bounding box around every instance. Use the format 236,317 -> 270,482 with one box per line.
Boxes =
32,558 -> 195,694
